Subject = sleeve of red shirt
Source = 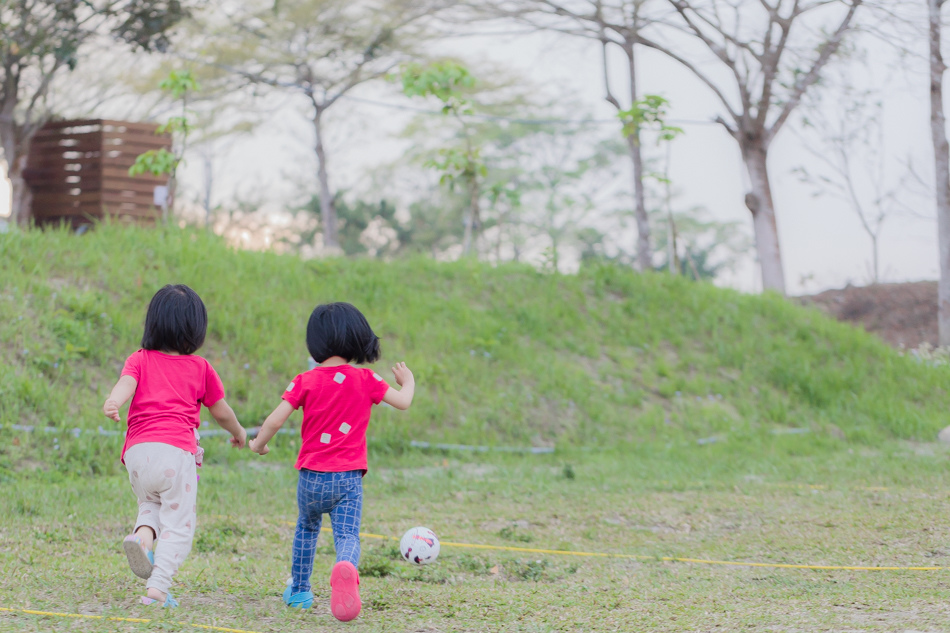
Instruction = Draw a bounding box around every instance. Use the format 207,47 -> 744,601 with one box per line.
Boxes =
367,369 -> 390,405
201,360 -> 226,407
281,373 -> 306,409
120,350 -> 144,381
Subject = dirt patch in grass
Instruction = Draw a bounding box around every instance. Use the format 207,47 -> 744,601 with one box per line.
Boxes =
800,281 -> 937,348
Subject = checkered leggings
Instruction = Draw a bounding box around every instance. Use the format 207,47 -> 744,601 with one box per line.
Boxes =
291,469 -> 363,593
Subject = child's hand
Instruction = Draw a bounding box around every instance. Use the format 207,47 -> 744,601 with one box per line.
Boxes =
249,437 -> 270,456
103,399 -> 121,422
231,427 -> 247,449
392,362 -> 414,387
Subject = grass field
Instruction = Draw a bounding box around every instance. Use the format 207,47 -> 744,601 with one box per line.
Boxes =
4,440 -> 950,632
3,224 -> 950,631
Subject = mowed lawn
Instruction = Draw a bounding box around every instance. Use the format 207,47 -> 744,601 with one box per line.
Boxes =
3,438 -> 950,632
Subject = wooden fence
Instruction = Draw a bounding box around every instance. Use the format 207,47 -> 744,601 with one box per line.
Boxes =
24,119 -> 171,227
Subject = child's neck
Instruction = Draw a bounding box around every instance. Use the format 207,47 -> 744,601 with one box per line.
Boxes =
320,356 -> 349,367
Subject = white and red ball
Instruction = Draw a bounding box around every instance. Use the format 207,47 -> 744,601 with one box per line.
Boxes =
399,526 -> 440,565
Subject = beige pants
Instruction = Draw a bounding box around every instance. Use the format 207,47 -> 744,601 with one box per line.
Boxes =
125,442 -> 198,594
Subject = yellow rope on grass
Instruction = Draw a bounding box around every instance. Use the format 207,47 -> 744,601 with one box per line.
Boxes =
0,606 -> 261,633
282,523 -> 945,571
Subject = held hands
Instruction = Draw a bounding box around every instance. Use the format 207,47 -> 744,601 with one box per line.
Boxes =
231,427 -> 247,449
392,362 -> 414,387
103,399 -> 121,422
248,437 -> 270,456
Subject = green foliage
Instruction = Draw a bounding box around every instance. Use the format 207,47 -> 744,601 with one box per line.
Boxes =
651,207 -> 752,280
159,68 -> 199,99
401,61 -> 476,114
128,69 -> 199,180
2,224 -> 950,476
128,148 -> 178,178
296,195 -> 411,257
618,95 -> 684,143
426,146 -> 487,188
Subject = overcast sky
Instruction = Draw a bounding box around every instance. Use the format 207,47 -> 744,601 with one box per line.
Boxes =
0,7 -> 939,296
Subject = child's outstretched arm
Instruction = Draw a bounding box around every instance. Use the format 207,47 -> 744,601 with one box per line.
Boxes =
249,401 -> 294,456
103,376 -> 137,422
382,362 -> 415,410
208,399 -> 247,449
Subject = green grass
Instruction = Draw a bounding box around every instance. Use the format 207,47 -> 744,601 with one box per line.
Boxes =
1,223 -> 948,478
4,446 -> 950,631
4,224 -> 950,630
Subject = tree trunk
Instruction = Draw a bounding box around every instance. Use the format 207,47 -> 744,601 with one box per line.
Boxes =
870,233 -> 879,285
312,108 -> 338,250
930,0 -> 950,345
741,141 -> 787,294
625,43 -> 652,272
10,153 -> 31,225
0,110 -> 31,225
461,177 -> 479,257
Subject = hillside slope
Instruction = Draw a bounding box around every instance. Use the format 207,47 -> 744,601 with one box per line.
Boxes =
2,225 -> 948,475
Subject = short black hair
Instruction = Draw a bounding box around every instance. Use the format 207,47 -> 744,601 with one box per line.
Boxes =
141,284 -> 208,355
307,302 -> 381,365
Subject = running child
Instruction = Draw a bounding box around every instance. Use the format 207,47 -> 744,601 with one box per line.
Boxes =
103,284 -> 246,607
249,302 -> 415,622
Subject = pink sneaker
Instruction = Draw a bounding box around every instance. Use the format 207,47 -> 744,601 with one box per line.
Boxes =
329,561 -> 361,622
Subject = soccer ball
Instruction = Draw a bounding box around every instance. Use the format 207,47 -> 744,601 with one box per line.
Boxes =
400,526 -> 440,565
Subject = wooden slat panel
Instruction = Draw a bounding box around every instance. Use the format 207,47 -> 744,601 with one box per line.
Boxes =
32,205 -> 103,217
30,132 -> 102,147
32,192 -> 102,205
37,119 -> 104,131
101,120 -> 166,133
104,168 -> 167,183
28,119 -> 172,226
102,180 -> 166,194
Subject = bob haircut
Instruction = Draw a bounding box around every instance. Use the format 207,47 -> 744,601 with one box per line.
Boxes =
307,302 -> 381,365
141,284 -> 208,355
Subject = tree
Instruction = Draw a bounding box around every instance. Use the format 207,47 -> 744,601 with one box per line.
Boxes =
497,0 -> 862,293
402,60 -> 485,256
651,205 -> 752,280
625,94 -> 684,274
295,194 -> 412,257
198,0 -> 448,251
0,0 -> 189,225
485,0 -> 661,271
795,75 -> 913,285
929,0 -> 950,344
655,0 -> 862,293
129,69 -> 198,223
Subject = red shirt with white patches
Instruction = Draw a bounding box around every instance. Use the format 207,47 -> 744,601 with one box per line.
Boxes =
282,364 -> 390,473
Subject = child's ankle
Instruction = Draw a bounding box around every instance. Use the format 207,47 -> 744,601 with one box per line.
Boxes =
146,587 -> 167,602
135,526 -> 155,550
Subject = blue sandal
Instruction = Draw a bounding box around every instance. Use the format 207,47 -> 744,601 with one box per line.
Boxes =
283,585 -> 314,609
141,592 -> 178,608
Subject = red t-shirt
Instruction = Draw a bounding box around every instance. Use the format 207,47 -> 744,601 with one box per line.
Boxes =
120,349 -> 225,461
282,364 -> 390,473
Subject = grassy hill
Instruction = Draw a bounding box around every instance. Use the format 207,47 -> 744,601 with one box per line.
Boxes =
1,224 -> 947,477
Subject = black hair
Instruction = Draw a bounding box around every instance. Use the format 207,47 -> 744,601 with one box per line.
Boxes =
307,302 -> 381,365
141,284 -> 208,355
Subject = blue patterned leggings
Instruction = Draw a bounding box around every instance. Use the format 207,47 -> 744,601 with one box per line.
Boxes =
292,469 -> 363,593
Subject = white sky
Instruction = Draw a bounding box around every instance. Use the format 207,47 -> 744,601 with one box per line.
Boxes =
0,8 -> 940,295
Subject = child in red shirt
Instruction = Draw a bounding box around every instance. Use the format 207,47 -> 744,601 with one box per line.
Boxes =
103,284 -> 246,607
249,302 -> 415,621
